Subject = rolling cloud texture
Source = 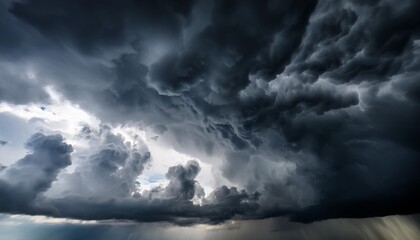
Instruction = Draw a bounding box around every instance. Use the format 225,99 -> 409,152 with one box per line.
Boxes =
0,0 -> 419,224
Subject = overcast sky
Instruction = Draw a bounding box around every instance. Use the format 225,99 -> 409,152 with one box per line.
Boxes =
0,0 -> 419,239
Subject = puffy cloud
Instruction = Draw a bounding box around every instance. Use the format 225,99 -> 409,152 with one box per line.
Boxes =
163,160 -> 203,200
0,133 -> 73,212
0,131 -> 258,225
46,126 -> 151,199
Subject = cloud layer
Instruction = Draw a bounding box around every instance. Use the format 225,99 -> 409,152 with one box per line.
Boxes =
0,0 -> 419,224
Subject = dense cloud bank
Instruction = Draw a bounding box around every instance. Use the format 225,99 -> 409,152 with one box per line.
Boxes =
0,0 -> 419,224
0,130 -> 259,225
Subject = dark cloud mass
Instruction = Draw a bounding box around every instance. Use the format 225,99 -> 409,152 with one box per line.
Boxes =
0,133 -> 73,212
0,130 -> 258,225
0,0 -> 419,225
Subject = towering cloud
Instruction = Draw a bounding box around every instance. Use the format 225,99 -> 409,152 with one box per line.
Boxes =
0,133 -> 73,212
0,0 -> 419,224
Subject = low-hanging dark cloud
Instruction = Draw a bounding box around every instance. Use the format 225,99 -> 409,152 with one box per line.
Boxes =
0,131 -> 259,225
0,0 -> 419,224
0,133 -> 73,213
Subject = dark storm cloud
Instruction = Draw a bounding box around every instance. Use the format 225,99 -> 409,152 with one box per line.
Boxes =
163,160 -> 204,200
0,133 -> 73,212
150,0 -> 316,95
0,0 -> 420,224
10,0 -> 194,55
0,63 -> 50,105
0,132 -> 258,225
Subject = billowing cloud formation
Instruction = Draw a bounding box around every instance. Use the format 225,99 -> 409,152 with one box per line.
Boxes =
0,0 -> 419,224
0,131 -> 258,225
46,125 -> 151,199
0,133 -> 73,212
142,160 -> 204,200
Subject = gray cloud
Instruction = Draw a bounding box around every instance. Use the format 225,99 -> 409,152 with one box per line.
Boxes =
0,132 -> 258,225
0,62 -> 50,105
0,0 -> 419,224
46,126 -> 151,199
0,133 -> 73,212
163,160 -> 203,200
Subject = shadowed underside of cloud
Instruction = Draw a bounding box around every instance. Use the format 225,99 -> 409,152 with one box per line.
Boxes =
0,131 -> 259,225
0,0 -> 419,224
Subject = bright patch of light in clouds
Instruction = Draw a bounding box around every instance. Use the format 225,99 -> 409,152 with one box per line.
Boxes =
0,86 -> 100,139
111,125 -> 215,194
0,86 -> 215,195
